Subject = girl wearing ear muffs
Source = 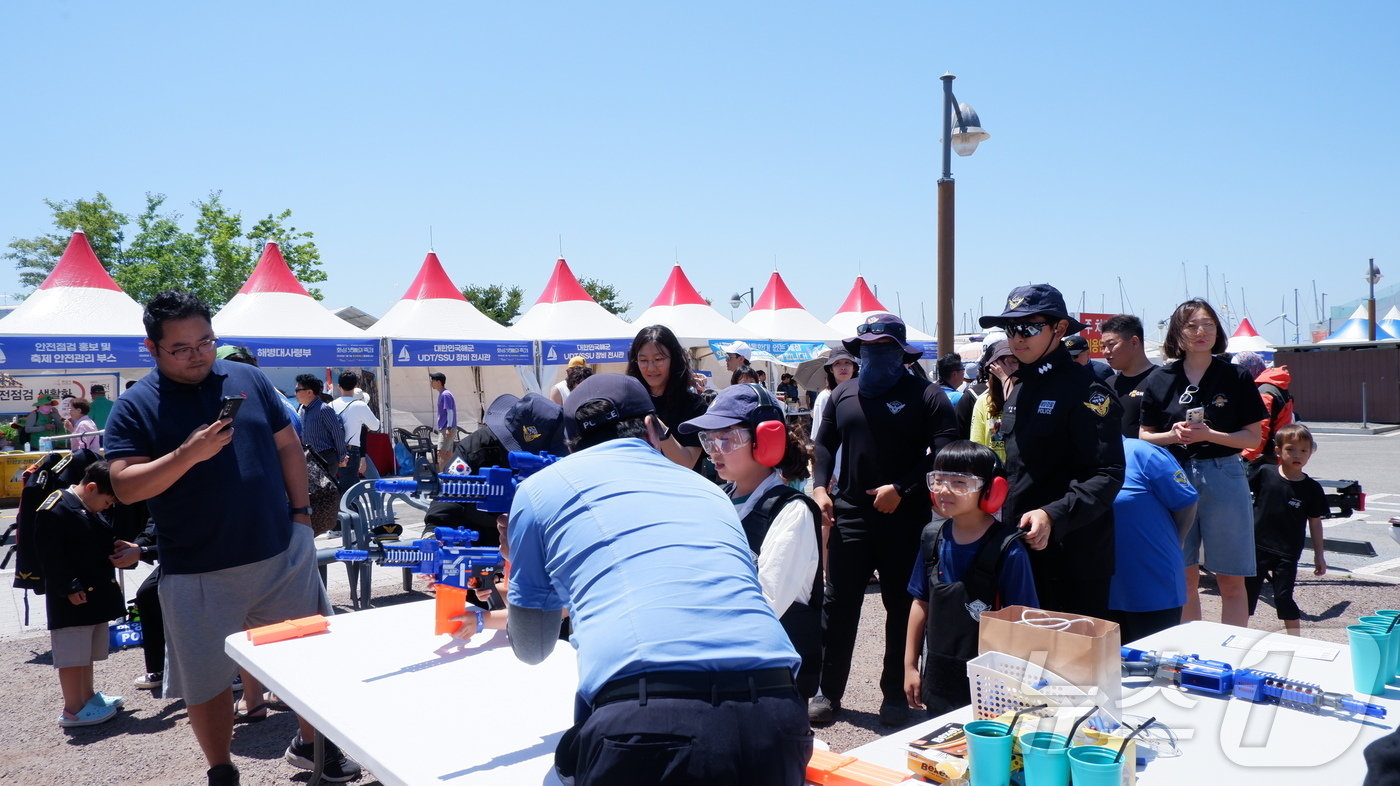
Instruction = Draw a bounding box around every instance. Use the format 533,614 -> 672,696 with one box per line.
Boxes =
902,440 -> 1040,716
678,384 -> 823,699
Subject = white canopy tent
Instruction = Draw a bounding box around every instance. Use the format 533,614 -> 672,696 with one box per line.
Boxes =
1379,306 -> 1400,342
366,251 -> 533,433
631,264 -> 757,386
512,258 -> 635,388
734,271 -> 844,356
1320,306 -> 1400,343
1226,317 -> 1275,361
826,275 -> 938,355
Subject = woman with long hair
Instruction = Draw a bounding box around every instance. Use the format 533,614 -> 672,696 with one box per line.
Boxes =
626,324 -> 707,468
967,341 -> 1015,463
1138,298 -> 1267,627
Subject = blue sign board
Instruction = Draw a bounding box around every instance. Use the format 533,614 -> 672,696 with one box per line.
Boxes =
707,340 -> 830,365
909,340 -> 939,356
541,340 -> 629,364
390,339 -> 534,366
0,336 -> 151,369
222,337 -> 381,367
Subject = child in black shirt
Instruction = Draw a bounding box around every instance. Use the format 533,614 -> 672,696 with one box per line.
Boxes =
1244,424 -> 1327,636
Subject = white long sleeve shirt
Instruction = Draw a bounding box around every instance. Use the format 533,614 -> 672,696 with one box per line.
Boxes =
733,472 -> 821,617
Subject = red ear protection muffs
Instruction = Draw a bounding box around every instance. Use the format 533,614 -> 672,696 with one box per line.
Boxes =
745,383 -> 788,467
980,476 -> 1009,514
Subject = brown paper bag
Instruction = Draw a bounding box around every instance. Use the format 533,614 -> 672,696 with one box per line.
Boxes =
977,605 -> 1121,714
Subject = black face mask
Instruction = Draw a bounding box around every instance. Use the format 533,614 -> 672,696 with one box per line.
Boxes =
857,342 -> 907,397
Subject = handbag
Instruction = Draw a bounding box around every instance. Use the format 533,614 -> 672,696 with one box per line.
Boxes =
977,605 -> 1122,714
304,447 -> 341,536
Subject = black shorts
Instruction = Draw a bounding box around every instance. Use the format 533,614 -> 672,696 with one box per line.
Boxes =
1245,551 -> 1300,621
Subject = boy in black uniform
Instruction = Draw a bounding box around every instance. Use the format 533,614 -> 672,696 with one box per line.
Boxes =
35,461 -> 141,727
979,285 -> 1125,618
1245,424 -> 1328,635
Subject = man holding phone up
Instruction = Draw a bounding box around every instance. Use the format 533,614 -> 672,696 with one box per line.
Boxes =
104,291 -> 358,785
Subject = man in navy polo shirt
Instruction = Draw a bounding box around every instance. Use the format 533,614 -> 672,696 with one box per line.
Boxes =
104,291 -> 358,786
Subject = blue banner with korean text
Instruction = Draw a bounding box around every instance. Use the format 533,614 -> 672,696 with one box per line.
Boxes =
221,337 -> 381,367
0,336 -> 151,369
707,340 -> 830,365
390,339 -> 534,366
540,340 -> 630,364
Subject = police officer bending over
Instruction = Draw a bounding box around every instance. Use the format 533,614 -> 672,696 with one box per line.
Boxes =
453,373 -> 811,786
979,285 -> 1125,618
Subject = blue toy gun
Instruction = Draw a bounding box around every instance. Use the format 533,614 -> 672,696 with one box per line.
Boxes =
372,451 -> 559,513
1121,646 -> 1386,719
338,526 -> 505,635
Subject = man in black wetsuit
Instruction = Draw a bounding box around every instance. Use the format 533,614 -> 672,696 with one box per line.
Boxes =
979,285 -> 1125,618
809,313 -> 958,728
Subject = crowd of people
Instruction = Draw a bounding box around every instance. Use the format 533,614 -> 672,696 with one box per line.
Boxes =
28,280 -> 1331,785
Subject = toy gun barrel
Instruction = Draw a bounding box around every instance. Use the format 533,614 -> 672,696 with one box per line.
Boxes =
373,479 -> 418,494
1326,692 -> 1387,718
335,549 -> 370,562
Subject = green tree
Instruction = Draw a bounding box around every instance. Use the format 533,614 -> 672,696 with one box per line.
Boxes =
115,193 -> 206,303
463,283 -> 525,325
4,193 -> 128,291
579,277 -> 631,317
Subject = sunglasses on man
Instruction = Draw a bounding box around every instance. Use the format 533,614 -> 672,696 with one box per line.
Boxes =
1005,320 -> 1053,338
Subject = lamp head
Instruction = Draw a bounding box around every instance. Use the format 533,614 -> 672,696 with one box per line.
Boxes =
951,102 -> 990,156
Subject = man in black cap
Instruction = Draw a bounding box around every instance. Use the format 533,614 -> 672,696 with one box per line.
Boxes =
1063,335 -> 1114,382
979,285 -> 1125,618
809,313 -> 958,727
463,374 -> 811,785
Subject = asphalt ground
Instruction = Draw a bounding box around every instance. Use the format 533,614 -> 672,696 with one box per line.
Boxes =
1,427 -> 1397,783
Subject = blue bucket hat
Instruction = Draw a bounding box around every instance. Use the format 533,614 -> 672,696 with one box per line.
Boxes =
841,313 -> 923,362
979,284 -> 1087,334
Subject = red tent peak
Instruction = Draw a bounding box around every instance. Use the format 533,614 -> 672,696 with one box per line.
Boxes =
650,264 -> 708,307
238,242 -> 311,296
402,252 -> 467,301
535,258 -> 595,304
1232,318 -> 1260,338
835,276 -> 887,314
37,231 -> 122,292
752,271 -> 805,311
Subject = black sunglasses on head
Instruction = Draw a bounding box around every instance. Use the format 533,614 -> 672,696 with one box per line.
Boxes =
1005,321 -> 1052,338
856,322 -> 902,337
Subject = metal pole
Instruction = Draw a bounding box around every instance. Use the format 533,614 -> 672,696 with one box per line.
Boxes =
936,73 -> 956,359
1368,258 -> 1378,342
1362,381 -> 1369,428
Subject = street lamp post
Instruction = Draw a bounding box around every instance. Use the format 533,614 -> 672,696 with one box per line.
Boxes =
936,73 -> 990,358
1366,258 -> 1383,341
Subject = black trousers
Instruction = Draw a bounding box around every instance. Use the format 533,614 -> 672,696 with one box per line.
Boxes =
1106,606 -> 1181,644
819,500 -> 927,706
134,567 -> 164,675
1034,574 -> 1112,621
558,689 -> 811,785
337,445 -> 362,494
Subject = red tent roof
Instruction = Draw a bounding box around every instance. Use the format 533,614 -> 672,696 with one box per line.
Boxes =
38,231 -> 121,292
535,258 -> 595,304
1232,317 -> 1261,338
401,252 -> 467,301
238,242 -> 311,296
834,276 -> 887,314
649,265 -> 707,307
752,271 -> 805,311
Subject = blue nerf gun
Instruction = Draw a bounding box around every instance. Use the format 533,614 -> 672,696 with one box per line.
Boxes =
372,451 -> 559,513
338,527 -> 505,635
1121,646 -> 1386,719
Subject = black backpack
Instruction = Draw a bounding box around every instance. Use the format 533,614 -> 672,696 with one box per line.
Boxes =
5,449 -> 102,595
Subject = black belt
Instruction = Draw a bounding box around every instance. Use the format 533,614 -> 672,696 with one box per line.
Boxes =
592,667 -> 796,708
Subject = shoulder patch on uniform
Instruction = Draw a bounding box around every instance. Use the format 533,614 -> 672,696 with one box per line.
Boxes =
38,490 -> 62,511
1083,391 -> 1111,417
1173,469 -> 1191,488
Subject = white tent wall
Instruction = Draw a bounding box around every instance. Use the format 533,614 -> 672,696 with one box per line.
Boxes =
385,363 -> 526,434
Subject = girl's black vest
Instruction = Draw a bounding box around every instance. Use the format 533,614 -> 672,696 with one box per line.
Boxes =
739,484 -> 823,699
918,520 -> 1022,715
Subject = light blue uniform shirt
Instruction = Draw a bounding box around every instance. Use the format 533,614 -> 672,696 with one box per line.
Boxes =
507,438 -> 800,705
1109,438 -> 1200,612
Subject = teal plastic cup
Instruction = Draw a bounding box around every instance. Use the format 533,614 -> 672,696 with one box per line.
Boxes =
1018,732 -> 1070,786
1360,616 -> 1399,686
1349,625 -> 1389,695
1067,745 -> 1124,786
1374,610 -> 1400,680
964,720 -> 1014,786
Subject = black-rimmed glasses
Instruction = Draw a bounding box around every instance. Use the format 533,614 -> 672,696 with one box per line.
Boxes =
1178,384 -> 1200,405
1005,321 -> 1050,338
157,337 -> 218,360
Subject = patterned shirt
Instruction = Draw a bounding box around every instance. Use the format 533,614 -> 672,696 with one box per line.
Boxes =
300,397 -> 346,464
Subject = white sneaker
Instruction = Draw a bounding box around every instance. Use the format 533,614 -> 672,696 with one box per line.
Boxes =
133,671 -> 163,690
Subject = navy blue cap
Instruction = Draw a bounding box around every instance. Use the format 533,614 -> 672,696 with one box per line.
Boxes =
677,383 -> 784,434
485,392 -> 567,455
979,284 -> 1087,333
565,373 -> 656,433
841,312 -> 922,361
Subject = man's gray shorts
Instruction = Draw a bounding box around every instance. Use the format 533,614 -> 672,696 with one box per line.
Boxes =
160,525 -> 330,705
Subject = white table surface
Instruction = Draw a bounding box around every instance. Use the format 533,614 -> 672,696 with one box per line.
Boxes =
840,621 -> 1399,783
226,600 -> 577,786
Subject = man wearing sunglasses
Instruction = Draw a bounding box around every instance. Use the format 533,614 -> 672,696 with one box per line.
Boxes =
979,285 -> 1125,619
810,313 -> 959,727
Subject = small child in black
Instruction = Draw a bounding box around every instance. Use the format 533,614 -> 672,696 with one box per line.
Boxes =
35,461 -> 140,727
1244,424 -> 1327,636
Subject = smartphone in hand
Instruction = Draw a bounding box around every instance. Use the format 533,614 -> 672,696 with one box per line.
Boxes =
217,395 -> 245,422
1185,406 -> 1205,425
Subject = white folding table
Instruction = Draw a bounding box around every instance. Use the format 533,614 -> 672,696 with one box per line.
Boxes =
226,600 -> 576,785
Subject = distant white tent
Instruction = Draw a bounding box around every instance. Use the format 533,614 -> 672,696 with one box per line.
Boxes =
735,272 -> 843,344
513,258 -> 635,388
631,264 -> 757,347
827,276 -> 937,354
0,231 -> 145,336
1380,306 -> 1400,342
1320,306 -> 1400,343
1226,317 -> 1275,359
214,242 -> 369,339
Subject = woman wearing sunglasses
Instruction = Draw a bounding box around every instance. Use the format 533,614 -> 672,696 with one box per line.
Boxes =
678,384 -> 822,699
1138,298 -> 1268,628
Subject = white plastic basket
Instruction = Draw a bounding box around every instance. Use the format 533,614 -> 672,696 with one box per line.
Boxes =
967,650 -> 1101,721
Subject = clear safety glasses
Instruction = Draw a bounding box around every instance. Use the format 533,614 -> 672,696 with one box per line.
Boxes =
926,471 -> 985,495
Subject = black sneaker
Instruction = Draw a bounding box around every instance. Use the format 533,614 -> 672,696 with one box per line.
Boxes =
808,695 -> 838,725
286,734 -> 362,783
207,763 -> 239,786
878,700 -> 910,727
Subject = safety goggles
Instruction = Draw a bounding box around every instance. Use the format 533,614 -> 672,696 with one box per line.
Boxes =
1005,321 -> 1051,338
698,427 -> 751,456
1178,384 -> 1200,405
925,471 -> 986,495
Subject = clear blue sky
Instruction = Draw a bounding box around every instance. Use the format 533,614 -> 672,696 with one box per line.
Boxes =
3,1 -> 1397,346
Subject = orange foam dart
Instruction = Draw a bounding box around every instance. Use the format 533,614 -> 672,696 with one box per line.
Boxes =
806,749 -> 857,784
247,615 -> 329,645
435,585 -> 469,635
827,757 -> 911,786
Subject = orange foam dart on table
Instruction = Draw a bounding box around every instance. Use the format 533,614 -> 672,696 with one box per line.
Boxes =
247,615 -> 330,645
806,749 -> 857,783
827,757 -> 912,786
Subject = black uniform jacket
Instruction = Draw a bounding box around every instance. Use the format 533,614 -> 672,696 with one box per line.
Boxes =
36,489 -> 126,630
